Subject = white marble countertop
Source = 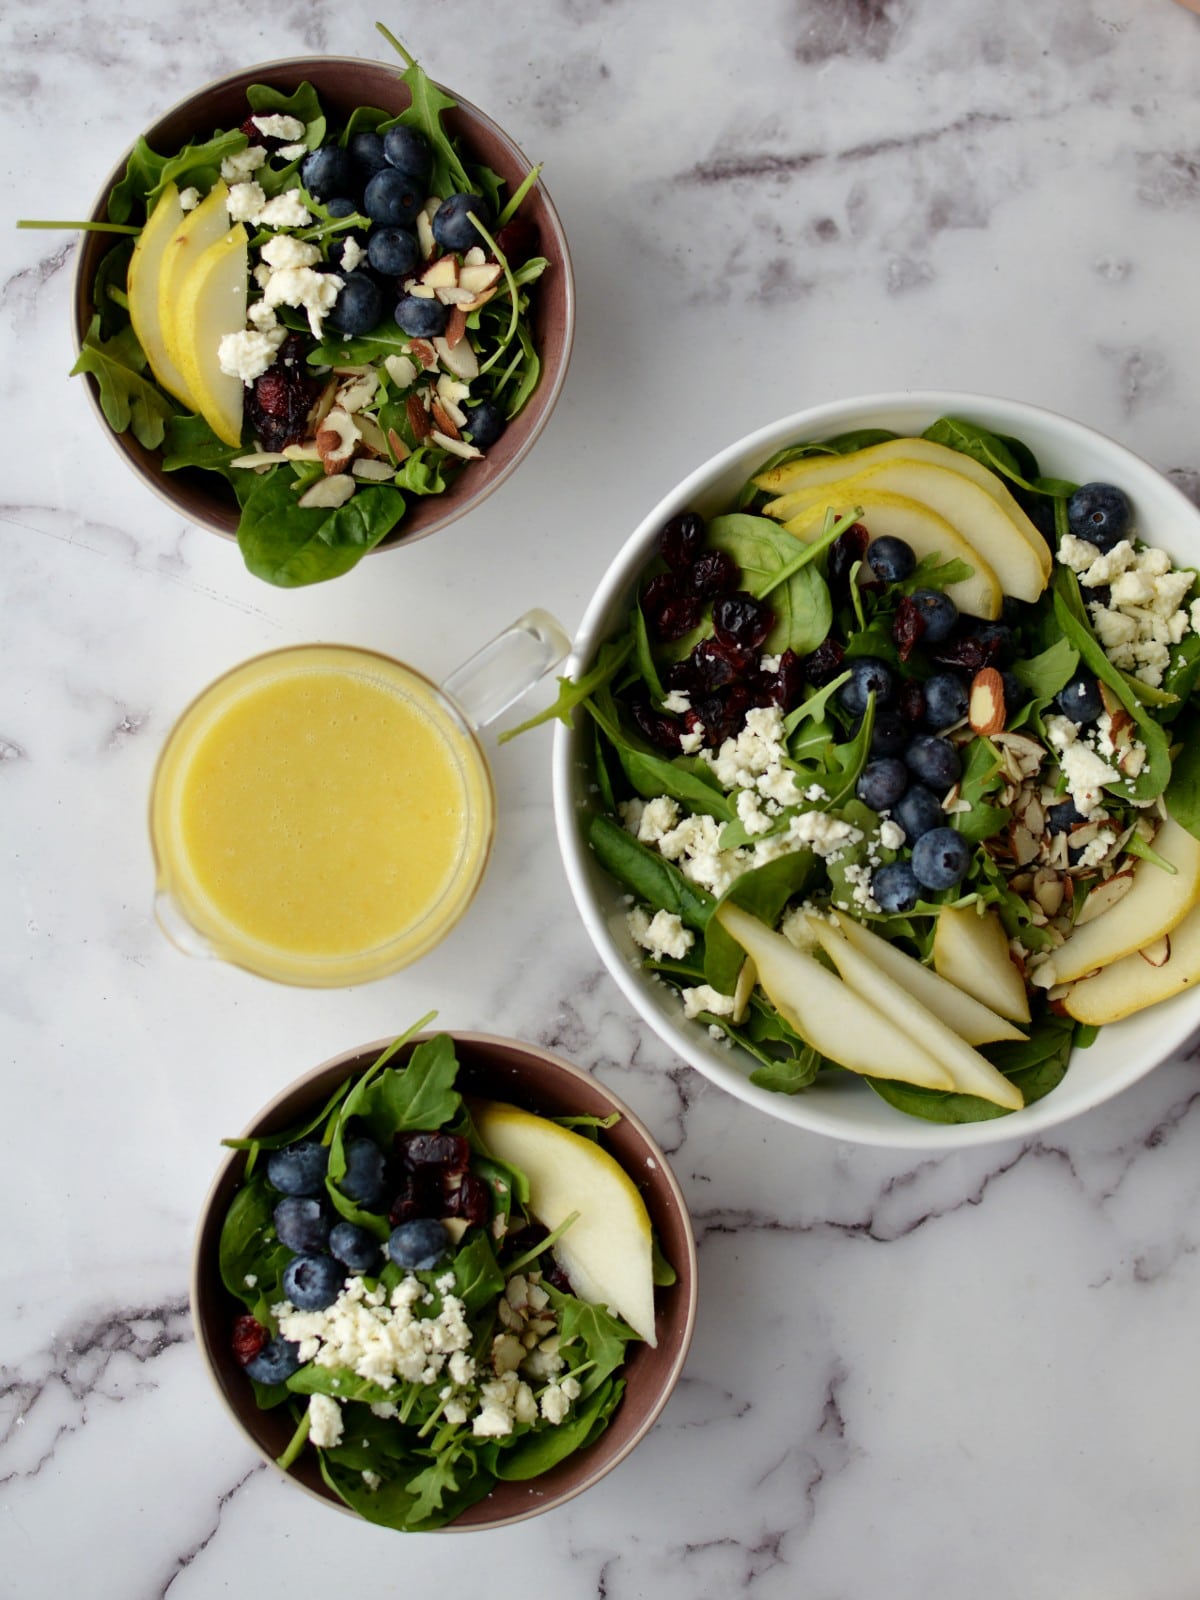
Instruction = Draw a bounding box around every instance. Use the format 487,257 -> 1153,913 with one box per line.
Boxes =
5,1 -> 1200,1593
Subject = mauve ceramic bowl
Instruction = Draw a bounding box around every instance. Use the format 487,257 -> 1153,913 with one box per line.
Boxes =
191,1032 -> 697,1529
73,56 -> 573,553
553,391 -> 1200,1150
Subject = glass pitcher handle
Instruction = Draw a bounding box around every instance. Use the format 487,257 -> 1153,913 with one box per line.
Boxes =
441,609 -> 570,731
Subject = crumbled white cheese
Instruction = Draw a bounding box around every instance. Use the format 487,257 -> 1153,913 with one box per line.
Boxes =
307,1392 -> 344,1449
261,234 -> 321,271
662,689 -> 692,714
361,1469 -> 382,1491
339,236 -> 367,273
278,141 -> 309,162
701,705 -> 788,790
680,984 -> 737,1020
221,145 -> 267,182
178,185 -> 200,211
627,906 -> 694,961
257,191 -> 313,229
251,112 -> 307,141
225,181 -> 267,223
1060,741 -> 1120,818
262,265 -> 342,338
735,789 -> 775,836
218,326 -> 286,383
878,819 -> 905,850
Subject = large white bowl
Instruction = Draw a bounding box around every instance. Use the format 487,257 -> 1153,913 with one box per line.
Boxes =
553,391 -> 1200,1149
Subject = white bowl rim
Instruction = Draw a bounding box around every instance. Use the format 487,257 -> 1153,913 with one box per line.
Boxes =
552,389 -> 1200,1150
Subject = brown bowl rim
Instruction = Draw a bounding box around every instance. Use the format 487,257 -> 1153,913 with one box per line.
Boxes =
72,54 -> 575,552
189,1030 -> 698,1530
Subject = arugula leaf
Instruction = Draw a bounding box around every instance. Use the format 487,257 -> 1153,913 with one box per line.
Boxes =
1012,636 -> 1079,703
500,636 -> 635,744
585,692 -> 736,820
705,850 -> 816,991
951,737 -> 1012,844
70,314 -> 176,448
1166,706 -> 1200,838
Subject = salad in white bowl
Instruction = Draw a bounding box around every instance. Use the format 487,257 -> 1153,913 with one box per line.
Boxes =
544,394 -> 1200,1148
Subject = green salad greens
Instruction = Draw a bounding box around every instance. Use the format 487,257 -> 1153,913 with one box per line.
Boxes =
516,416 -> 1200,1124
47,25 -> 549,586
218,1024 -> 669,1530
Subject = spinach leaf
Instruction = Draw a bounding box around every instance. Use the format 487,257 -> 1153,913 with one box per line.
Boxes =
162,413 -> 242,477
70,314 -> 175,449
587,814 -> 716,931
867,1013 -> 1075,1123
236,473 -> 407,586
585,693 -> 735,820
706,513 -> 833,655
921,416 -> 1036,489
1012,637 -> 1079,703
1165,707 -> 1200,839
705,850 -> 816,992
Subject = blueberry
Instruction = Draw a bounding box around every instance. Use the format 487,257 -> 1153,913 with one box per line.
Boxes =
266,1141 -> 328,1197
1054,673 -> 1104,724
300,145 -> 356,202
838,657 -> 897,717
329,1221 -> 381,1273
1047,798 -> 1086,835
282,1253 -> 343,1311
327,272 -> 384,337
387,1217 -> 450,1271
904,733 -> 961,792
366,226 -> 421,279
340,1137 -> 387,1207
1067,482 -> 1132,552
863,707 -> 909,757
325,196 -> 360,219
462,398 -> 506,451
893,784 -> 945,841
273,1196 -> 331,1253
432,191 -> 492,252
867,535 -> 916,583
911,826 -> 973,891
243,1336 -> 302,1385
922,671 -> 969,730
856,757 -> 909,812
349,129 -> 389,180
963,621 -> 1016,667
1001,670 -> 1023,717
394,293 -> 449,338
364,166 -> 423,227
909,589 -> 959,644
382,124 -> 432,184
872,861 -> 921,914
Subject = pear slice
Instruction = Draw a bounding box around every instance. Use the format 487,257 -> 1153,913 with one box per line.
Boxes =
776,490 -> 1003,620
1063,900 -> 1200,1023
473,1099 -> 658,1345
714,903 -> 956,1091
932,904 -> 1032,1023
755,436 -> 1050,570
1036,816 -> 1200,988
173,224 -> 248,448
821,910 -> 1027,1042
806,917 -> 1024,1110
127,182 -> 197,408
763,459 -> 1049,602
158,181 -> 232,385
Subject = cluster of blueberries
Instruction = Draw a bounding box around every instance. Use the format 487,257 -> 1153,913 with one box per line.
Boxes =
297,124 -> 505,449
239,1135 -> 452,1386
850,499 -> 1113,913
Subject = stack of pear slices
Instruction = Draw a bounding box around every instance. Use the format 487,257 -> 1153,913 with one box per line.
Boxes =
754,436 -> 1054,614
127,180 -> 248,446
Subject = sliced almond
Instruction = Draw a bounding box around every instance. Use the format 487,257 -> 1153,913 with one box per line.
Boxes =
443,305 -> 468,351
431,428 -> 482,460
1073,868 -> 1135,926
336,368 -> 379,414
463,245 -> 487,267
297,473 -> 356,509
422,255 -> 460,289
458,261 -> 503,294
406,393 -> 433,440
230,450 -> 288,472
282,443 -> 323,462
434,331 -> 479,380
435,285 -> 480,306
387,427 -> 411,463
1008,821 -> 1040,867
1139,934 -> 1172,967
355,413 -> 389,457
459,287 -> 498,314
409,339 -> 439,371
416,206 -> 437,259
315,407 -> 361,474
429,397 -> 462,438
993,731 -> 1045,779
1032,868 -> 1065,917
969,667 -> 1006,736
351,458 -> 397,481
384,353 -> 418,391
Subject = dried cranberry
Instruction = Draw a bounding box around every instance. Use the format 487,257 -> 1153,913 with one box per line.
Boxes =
655,595 -> 703,641
442,1171 -> 490,1226
802,637 -> 845,686
713,594 -> 774,649
827,522 -> 871,603
395,1130 -> 471,1174
247,333 -> 322,452
641,572 -> 679,615
689,635 -> 752,692
664,659 -> 696,694
630,694 -> 684,754
388,1170 -> 441,1226
897,678 -> 926,723
688,550 -> 739,598
755,648 -> 805,710
696,684 -> 752,746
492,215 -> 539,267
232,1315 -> 269,1367
931,635 -> 990,674
659,511 -> 706,572
892,595 -> 928,662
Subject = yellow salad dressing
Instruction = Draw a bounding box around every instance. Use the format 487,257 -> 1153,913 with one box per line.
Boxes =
151,646 -> 494,984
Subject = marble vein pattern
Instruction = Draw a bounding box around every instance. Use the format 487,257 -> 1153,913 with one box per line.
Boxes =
4,0 -> 1200,1595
